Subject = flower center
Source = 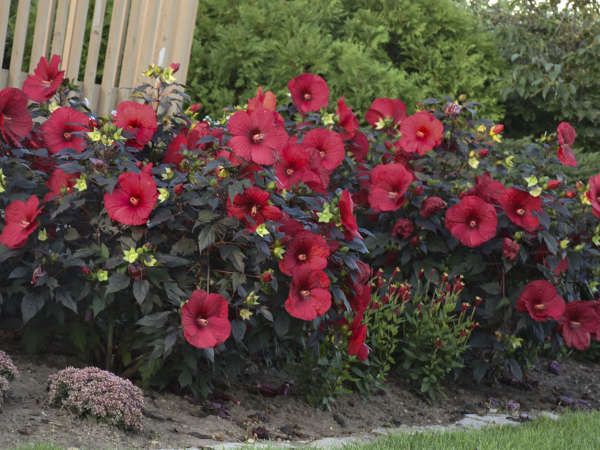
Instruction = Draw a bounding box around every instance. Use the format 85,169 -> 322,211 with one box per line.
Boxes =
570,320 -> 581,329
297,253 -> 307,262
388,191 -> 399,199
250,205 -> 258,216
516,208 -> 526,216
303,92 -> 312,101
596,195 -> 600,203
300,289 -> 311,298
469,220 -> 478,229
319,150 -> 326,158
196,317 -> 209,327
20,219 -> 31,229
252,132 -> 264,144
129,196 -> 140,206
416,129 -> 426,139
286,168 -> 294,175
533,303 -> 546,311
63,132 -> 72,140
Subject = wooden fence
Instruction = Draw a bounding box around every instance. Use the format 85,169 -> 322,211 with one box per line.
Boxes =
0,0 -> 198,115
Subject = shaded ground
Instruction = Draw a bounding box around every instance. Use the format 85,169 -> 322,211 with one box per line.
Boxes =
0,348 -> 599,449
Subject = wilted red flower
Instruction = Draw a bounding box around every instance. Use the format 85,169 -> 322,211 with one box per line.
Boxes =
445,196 -> 497,247
44,168 -> 78,201
288,73 -> 329,114
348,131 -> 369,162
279,231 -> 330,276
104,171 -> 158,226
368,163 -> 414,212
397,111 -> 444,155
347,313 -> 369,361
22,55 -> 64,102
285,268 -> 331,320
0,88 -> 33,145
350,283 -> 371,316
558,301 -> 600,351
463,172 -> 506,204
499,188 -> 542,233
227,108 -> 287,165
352,260 -> 372,287
339,189 -> 360,239
336,97 -> 359,139
420,196 -> 446,218
365,98 -> 407,130
0,195 -> 42,249
556,122 -> 577,167
303,128 -> 345,171
41,107 -> 89,154
587,173 -> 600,218
274,138 -> 319,189
392,218 -> 414,238
247,87 -> 277,112
227,187 -> 282,231
163,121 -> 219,166
114,101 -> 157,149
181,290 -> 231,349
516,280 -> 566,322
502,238 -> 520,261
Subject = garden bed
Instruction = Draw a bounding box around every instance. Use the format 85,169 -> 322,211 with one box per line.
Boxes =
1,347 -> 598,449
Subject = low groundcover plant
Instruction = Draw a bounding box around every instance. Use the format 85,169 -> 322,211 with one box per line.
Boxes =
0,55 -> 598,404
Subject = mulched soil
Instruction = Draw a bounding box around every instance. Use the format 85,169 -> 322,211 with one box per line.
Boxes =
1,343 -> 599,449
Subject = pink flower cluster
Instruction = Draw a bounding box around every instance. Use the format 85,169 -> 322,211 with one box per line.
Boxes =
0,350 -> 19,381
47,367 -> 144,431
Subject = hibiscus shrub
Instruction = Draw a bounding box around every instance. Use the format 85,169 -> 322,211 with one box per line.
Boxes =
0,55 -> 599,403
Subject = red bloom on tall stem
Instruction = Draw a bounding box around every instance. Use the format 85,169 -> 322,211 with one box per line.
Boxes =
556,121 -> 577,167
285,268 -> 331,320
365,98 -> 407,130
462,173 -> 506,205
114,101 -> 158,149
516,280 -> 566,322
0,88 -> 33,145
336,97 -> 359,139
227,108 -> 288,165
227,187 -> 282,231
444,196 -> 497,247
22,55 -> 64,102
397,111 -> 444,155
0,195 -> 42,249
288,73 -> 329,114
279,231 -> 330,276
41,107 -> 89,154
368,163 -> 414,212
303,128 -> 345,171
558,301 -> 600,351
104,171 -> 158,226
274,138 -> 319,189
44,168 -> 78,201
339,189 -> 360,239
181,290 -> 231,349
499,188 -> 543,233
587,173 -> 600,218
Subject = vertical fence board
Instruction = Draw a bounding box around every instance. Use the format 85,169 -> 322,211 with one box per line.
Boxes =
30,0 -> 56,71
8,0 -> 32,87
171,0 -> 198,81
118,0 -> 142,98
63,0 -> 89,81
152,0 -> 177,67
83,0 -> 107,110
51,0 -> 70,56
0,1 -> 12,83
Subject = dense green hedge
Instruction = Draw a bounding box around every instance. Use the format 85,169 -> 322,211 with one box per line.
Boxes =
188,0 -> 505,117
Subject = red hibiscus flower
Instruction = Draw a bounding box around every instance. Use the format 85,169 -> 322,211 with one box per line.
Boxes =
0,88 -> 33,145
227,187 -> 282,231
499,188 -> 543,233
445,196 -> 497,247
248,86 -> 277,112
397,111 -> 444,156
420,196 -> 446,218
114,101 -> 158,149
365,98 -> 407,130
348,131 -> 369,162
502,238 -> 520,261
279,231 -> 330,276
516,280 -> 566,322
587,173 -> 600,218
303,128 -> 345,172
284,268 -> 332,320
347,313 -> 369,361
462,173 -> 506,205
339,189 -> 360,239
0,195 -> 42,249
274,138 -> 320,189
368,163 -> 414,212
104,171 -> 158,226
163,121 -> 219,166
556,121 -> 577,167
558,301 -> 600,351
336,97 -> 359,139
41,107 -> 89,154
227,108 -> 288,165
392,218 -> 414,238
181,290 -> 231,349
287,73 -> 329,114
44,169 -> 78,201
22,55 -> 64,102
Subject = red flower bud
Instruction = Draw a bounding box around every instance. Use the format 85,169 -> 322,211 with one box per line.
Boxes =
392,218 -> 414,239
128,263 -> 144,281
174,183 -> 184,195
546,179 -> 561,190
189,103 -> 202,113
81,266 -> 91,276
435,337 -> 443,349
565,190 -> 576,199
169,62 -> 180,73
502,238 -> 520,261
260,271 -> 273,283
478,149 -> 489,158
